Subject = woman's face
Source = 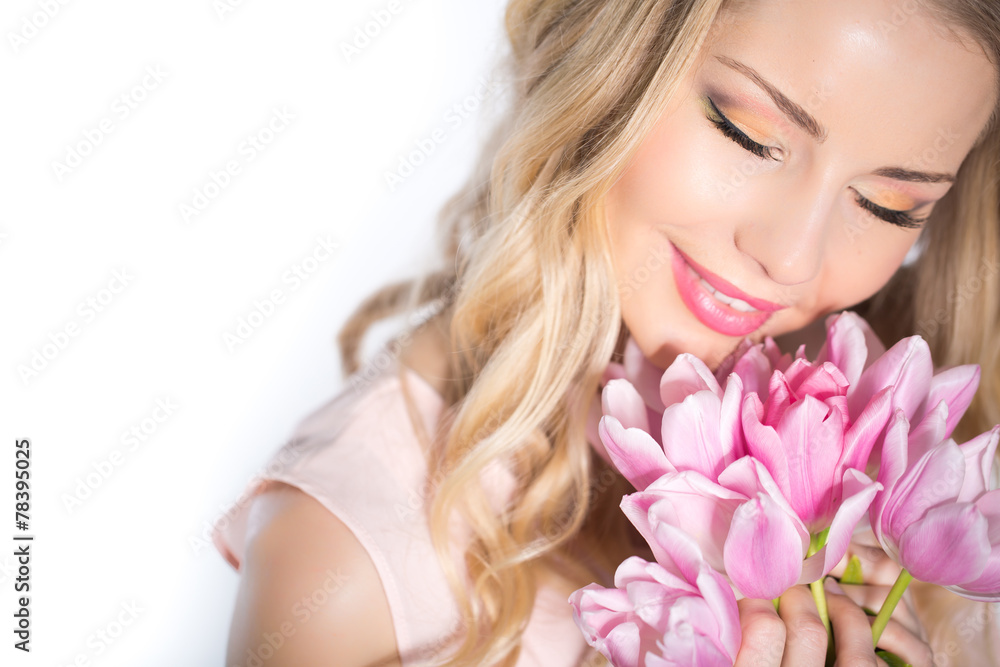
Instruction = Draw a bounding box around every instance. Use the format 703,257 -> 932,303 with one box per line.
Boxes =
605,0 -> 997,372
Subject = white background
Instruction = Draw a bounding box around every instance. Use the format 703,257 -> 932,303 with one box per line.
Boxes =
2,0 -> 509,664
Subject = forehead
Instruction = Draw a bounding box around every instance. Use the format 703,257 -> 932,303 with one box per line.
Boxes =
701,0 -> 997,167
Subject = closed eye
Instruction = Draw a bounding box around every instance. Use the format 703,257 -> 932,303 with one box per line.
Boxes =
852,191 -> 927,229
705,97 -> 780,161
705,96 -> 928,230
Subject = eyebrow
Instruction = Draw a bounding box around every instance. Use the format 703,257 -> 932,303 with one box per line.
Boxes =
715,54 -> 958,185
716,55 -> 828,142
872,166 -> 956,184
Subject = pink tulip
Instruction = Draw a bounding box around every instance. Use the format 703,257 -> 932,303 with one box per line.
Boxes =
590,309 -> 985,601
871,405 -> 1000,599
740,372 -> 890,531
816,312 -> 980,442
595,351 -> 748,489
619,458 -> 877,600
569,523 -> 741,666
586,335 -> 665,469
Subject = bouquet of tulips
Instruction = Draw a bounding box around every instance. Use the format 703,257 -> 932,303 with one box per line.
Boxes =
569,311 -> 1000,666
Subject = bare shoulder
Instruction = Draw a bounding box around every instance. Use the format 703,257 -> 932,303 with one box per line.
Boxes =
224,481 -> 402,667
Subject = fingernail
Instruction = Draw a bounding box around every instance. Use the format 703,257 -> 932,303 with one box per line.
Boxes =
824,577 -> 844,594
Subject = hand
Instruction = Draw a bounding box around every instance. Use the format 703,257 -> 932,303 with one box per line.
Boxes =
733,580 -> 933,667
829,528 -> 926,640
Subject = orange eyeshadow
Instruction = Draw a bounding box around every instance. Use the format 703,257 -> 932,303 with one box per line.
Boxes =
870,190 -> 915,210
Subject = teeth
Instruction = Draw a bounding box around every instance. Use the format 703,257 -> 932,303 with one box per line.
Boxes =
698,277 -> 758,313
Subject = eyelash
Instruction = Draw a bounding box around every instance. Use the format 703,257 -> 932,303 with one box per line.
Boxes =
851,192 -> 927,230
705,97 -> 928,230
706,97 -> 780,161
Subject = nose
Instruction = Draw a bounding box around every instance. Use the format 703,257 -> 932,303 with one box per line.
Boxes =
734,172 -> 834,286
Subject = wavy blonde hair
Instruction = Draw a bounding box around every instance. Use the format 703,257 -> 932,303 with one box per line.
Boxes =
336,0 -> 1000,665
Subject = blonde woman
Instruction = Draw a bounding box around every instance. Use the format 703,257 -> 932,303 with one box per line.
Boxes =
213,0 -> 1000,665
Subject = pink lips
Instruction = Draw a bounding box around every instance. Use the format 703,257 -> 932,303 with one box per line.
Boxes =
670,243 -> 786,337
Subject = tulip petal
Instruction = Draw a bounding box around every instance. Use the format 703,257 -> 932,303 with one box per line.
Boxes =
850,336 -> 932,425
660,353 -> 722,407
598,415 -> 673,491
872,409 -> 912,544
603,379 -> 652,434
654,631 -> 734,667
724,494 -> 804,599
691,562 -> 742,660
815,311 -> 878,388
623,474 -> 744,572
660,391 -> 725,480
622,335 -> 667,412
898,503 -> 990,585
773,394 -> 845,526
731,348 -> 772,399
740,395 -> 789,496
949,491 -> 1000,599
842,385 -> 892,473
923,364 -> 981,438
818,469 -> 881,577
719,374 -> 747,464
569,584 -> 641,666
717,457 -> 808,550
885,440 -> 965,539
603,623 -> 642,667
906,400 -> 949,464
796,362 -> 850,403
585,394 -> 615,467
958,426 -> 1000,503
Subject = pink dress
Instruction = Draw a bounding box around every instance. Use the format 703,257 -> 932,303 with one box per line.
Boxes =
212,351 -> 594,666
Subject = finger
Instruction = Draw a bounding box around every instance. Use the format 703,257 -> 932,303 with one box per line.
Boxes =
874,617 -> 934,667
734,597 -> 786,667
848,545 -> 904,586
827,533 -> 903,586
829,549 -> 851,579
838,583 -> 923,637
825,579 -> 880,666
776,585 -> 829,667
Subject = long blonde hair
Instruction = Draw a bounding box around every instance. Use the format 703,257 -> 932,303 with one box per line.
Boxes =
337,1 -> 1000,665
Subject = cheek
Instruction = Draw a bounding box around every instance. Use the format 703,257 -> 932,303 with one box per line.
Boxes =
606,115 -> 729,267
820,230 -> 918,310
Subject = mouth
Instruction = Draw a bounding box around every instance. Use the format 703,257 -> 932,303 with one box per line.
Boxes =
669,242 -> 787,337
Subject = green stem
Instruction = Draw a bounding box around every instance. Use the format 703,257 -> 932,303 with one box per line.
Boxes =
809,578 -> 832,635
871,569 -> 914,647
806,532 -> 832,636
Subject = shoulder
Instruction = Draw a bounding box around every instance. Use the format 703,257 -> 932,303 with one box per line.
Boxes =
224,481 -> 402,667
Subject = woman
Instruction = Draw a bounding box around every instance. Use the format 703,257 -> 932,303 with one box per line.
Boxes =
214,0 -> 1000,665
